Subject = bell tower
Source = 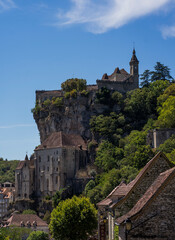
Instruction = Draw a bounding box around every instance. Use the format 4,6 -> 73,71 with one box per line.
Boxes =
129,49 -> 139,88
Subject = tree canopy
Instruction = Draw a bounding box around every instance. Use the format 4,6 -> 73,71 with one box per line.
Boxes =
27,231 -> 49,240
49,196 -> 97,240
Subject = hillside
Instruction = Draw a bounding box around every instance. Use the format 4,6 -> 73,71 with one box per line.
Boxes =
32,63 -> 175,204
0,158 -> 19,183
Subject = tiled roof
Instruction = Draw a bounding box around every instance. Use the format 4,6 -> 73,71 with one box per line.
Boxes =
16,161 -> 25,170
116,167 -> 175,224
101,67 -> 130,83
111,152 -> 173,209
35,131 -> 87,151
97,182 -> 132,207
7,214 -> 48,227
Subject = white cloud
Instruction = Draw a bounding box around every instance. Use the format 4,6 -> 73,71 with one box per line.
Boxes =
161,24 -> 175,38
0,124 -> 35,129
0,0 -> 16,11
56,0 -> 173,33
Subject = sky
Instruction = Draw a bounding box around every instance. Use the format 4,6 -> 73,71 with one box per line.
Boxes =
1,0 -> 175,160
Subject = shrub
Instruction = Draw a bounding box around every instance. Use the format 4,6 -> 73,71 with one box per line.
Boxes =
27,231 -> 49,240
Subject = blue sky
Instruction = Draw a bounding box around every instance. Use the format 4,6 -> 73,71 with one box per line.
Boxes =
1,0 -> 175,160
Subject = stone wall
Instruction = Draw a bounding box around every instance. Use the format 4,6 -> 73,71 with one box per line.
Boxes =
128,175 -> 175,240
96,79 -> 138,94
34,147 -> 88,198
147,128 -> 175,148
116,155 -> 171,216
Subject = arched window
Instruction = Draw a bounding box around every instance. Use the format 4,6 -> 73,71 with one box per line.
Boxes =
47,179 -> 49,190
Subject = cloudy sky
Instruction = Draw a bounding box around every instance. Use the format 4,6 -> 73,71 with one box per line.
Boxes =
1,0 -> 175,160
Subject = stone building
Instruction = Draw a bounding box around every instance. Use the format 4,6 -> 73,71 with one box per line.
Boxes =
15,131 -> 88,200
116,166 -> 175,240
7,213 -> 48,233
35,49 -> 139,106
147,128 -> 175,149
97,49 -> 139,93
15,155 -> 35,200
97,152 -> 174,240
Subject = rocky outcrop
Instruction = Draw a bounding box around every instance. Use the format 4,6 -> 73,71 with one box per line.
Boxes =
33,90 -> 116,143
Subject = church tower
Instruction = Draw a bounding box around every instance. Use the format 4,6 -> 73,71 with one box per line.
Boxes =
129,49 -> 139,88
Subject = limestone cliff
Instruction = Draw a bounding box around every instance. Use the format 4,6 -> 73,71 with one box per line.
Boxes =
33,89 -> 113,143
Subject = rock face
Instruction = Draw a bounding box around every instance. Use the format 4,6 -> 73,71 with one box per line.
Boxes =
34,89 -> 113,143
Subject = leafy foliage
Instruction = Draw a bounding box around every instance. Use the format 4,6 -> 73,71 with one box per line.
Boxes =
22,209 -> 37,215
27,231 -> 49,240
156,96 -> 175,128
140,62 -> 173,87
0,227 -> 31,240
49,196 -> 97,240
0,158 -> 19,183
61,78 -> 87,92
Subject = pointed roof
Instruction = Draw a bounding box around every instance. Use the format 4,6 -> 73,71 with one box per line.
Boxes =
35,131 -> 87,151
110,152 -> 173,209
130,48 -> 139,63
116,167 -> 175,224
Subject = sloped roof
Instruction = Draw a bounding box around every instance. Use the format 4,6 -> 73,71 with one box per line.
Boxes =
101,67 -> 130,83
110,152 -> 173,209
7,214 -> 48,227
116,167 -> 175,224
35,131 -> 87,151
97,182 -> 133,207
16,161 -> 25,170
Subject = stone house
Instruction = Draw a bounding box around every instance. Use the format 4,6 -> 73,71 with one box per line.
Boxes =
15,131 -> 88,200
7,213 -> 48,232
116,166 -> 175,240
97,152 -> 174,240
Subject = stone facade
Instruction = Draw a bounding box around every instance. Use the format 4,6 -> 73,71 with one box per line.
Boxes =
147,128 -> 175,148
117,167 -> 175,240
15,132 -> 88,200
96,49 -> 139,92
15,155 -> 35,200
97,152 -> 174,240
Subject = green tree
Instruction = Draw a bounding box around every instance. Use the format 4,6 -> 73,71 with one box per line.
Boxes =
27,231 -> 49,240
49,196 -> 97,240
95,141 -> 117,171
22,209 -> 37,215
156,96 -> 175,128
151,62 -> 173,82
61,78 -> 86,92
52,191 -> 61,208
158,135 -> 175,153
140,69 -> 152,87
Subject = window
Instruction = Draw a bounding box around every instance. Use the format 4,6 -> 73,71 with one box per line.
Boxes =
39,156 -> 41,162
47,179 -> 49,189
47,156 -> 50,162
56,176 -> 58,184
47,167 -> 49,172
56,167 -> 58,172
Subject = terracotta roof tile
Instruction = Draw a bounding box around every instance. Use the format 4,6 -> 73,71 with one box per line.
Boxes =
7,214 -> 48,227
97,182 -> 132,207
116,167 -> 175,224
35,131 -> 87,151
